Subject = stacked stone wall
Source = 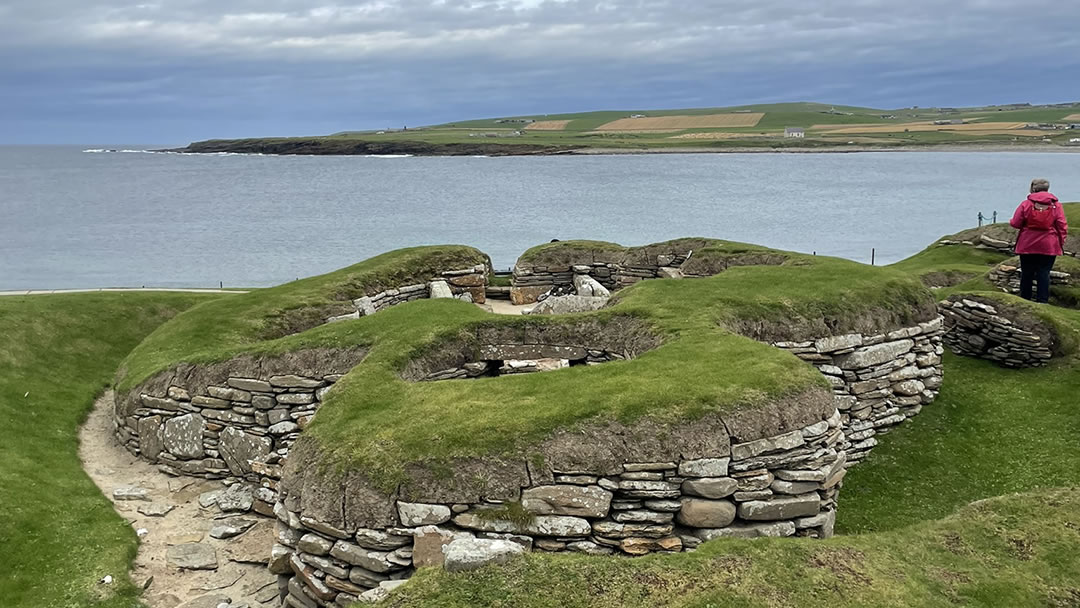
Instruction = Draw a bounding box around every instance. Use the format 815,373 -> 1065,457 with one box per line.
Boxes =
326,265 -> 488,323
272,410 -> 846,606
773,317 -> 945,463
987,262 -> 1071,295
115,370 -> 344,497
940,298 -> 1054,367
511,255 -> 688,305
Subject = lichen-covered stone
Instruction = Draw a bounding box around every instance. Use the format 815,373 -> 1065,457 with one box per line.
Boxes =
219,427 -> 272,476
163,413 -> 205,459
453,513 -> 591,537
443,538 -> 526,572
396,502 -> 452,526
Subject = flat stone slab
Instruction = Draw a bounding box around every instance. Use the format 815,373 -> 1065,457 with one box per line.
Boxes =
166,543 -> 218,570
113,486 -> 151,501
138,503 -> 175,517
443,538 -> 526,573
209,518 -> 257,539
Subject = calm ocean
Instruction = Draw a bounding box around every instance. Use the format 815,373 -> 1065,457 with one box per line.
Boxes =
1,145 -> 1077,290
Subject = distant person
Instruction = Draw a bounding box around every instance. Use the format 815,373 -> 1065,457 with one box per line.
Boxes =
1009,178 -> 1068,303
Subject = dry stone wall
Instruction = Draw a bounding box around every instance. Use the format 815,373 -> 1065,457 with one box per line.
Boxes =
117,371 -> 345,492
271,409 -> 847,607
326,265 -> 488,323
987,262 -> 1072,295
773,317 -> 945,463
511,255 -> 689,304
940,297 -> 1055,368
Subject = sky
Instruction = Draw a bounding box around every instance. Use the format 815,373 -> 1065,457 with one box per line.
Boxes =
2,0 -> 1079,145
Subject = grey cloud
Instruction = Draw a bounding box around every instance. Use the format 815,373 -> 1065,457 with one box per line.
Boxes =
2,0 -> 1079,143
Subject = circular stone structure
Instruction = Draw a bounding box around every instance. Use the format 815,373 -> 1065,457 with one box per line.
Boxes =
112,238 -> 944,607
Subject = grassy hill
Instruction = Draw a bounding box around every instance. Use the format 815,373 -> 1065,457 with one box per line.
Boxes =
179,101 -> 1080,155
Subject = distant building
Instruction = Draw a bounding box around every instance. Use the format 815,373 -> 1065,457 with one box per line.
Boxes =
629,114 -> 647,118
1069,138 -> 1080,145
784,127 -> 805,138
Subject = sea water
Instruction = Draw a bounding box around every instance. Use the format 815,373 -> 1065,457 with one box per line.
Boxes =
1,145 -> 1077,290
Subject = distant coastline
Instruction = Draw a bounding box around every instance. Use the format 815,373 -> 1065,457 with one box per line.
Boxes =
164,138 -> 1080,157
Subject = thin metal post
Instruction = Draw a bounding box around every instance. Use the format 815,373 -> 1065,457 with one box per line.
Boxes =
992,211 -> 998,224
871,248 -> 876,266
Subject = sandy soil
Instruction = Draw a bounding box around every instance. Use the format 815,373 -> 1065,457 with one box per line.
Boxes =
79,392 -> 279,608
483,300 -> 532,315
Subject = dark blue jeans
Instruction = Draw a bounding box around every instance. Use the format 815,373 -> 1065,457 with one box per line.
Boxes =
1019,254 -> 1055,303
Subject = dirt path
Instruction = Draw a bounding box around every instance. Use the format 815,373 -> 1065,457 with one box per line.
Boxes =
483,299 -> 532,315
80,392 -> 279,608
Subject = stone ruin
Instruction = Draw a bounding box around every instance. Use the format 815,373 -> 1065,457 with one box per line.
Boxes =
110,240 -> 955,607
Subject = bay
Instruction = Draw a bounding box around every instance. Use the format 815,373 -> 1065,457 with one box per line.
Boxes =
1,145 -> 1076,290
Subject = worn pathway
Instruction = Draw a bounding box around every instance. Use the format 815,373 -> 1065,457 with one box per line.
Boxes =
80,392 -> 279,608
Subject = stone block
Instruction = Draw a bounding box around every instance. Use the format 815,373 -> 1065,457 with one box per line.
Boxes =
835,339 -> 914,370
676,498 -> 736,528
443,538 -> 526,573
163,413 -> 205,459
731,431 -> 804,461
681,477 -> 738,499
397,502 -> 452,526
677,458 -> 730,477
521,485 -> 613,518
736,493 -> 821,521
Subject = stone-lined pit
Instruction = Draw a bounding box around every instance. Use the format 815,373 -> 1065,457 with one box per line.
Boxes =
401,316 -> 662,381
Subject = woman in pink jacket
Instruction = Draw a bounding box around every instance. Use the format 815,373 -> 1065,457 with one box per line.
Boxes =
1009,178 -> 1069,303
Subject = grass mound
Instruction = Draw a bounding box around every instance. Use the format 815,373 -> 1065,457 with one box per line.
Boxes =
386,487 -> 1080,608
0,292 -> 219,608
116,241 -> 934,490
117,245 -> 489,393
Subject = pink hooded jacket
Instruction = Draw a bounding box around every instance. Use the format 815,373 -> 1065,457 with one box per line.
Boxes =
1010,191 -> 1068,256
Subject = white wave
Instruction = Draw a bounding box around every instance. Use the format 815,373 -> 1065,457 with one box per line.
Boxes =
82,148 -> 160,154
363,154 -> 413,158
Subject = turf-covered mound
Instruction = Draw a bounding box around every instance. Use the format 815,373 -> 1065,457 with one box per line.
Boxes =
116,245 -> 491,394
940,292 -> 1080,367
510,238 -> 790,304
113,239 -> 948,605
382,487 -> 1080,608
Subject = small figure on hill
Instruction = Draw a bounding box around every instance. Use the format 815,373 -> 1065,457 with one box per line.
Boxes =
1010,178 -> 1068,303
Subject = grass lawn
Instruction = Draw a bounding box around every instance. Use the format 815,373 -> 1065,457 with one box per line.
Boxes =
0,292 -> 220,608
387,486 -> 1080,607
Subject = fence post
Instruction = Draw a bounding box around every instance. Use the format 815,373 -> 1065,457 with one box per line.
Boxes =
992,211 -> 998,224
978,211 -> 984,227
871,248 -> 876,266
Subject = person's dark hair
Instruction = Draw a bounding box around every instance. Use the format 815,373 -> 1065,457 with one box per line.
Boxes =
1031,178 -> 1050,193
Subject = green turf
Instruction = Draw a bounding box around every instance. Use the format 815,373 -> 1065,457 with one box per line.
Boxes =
0,292 -> 220,608
116,245 -> 489,393
385,486 -> 1080,608
116,239 -> 933,489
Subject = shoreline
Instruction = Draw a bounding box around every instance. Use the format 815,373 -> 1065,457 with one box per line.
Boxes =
164,141 -> 1080,157
0,287 -> 249,297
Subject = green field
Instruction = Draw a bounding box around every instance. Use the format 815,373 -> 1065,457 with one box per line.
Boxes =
185,101 -> 1080,154
0,292 -> 220,608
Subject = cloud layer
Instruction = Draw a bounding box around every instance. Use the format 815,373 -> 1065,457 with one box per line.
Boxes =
3,0 -> 1079,143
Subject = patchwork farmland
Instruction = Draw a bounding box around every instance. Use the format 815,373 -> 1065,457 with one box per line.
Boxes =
594,112 -> 764,130
185,101 -> 1080,154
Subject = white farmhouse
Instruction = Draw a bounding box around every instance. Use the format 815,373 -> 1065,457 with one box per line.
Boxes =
784,127 -> 805,138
